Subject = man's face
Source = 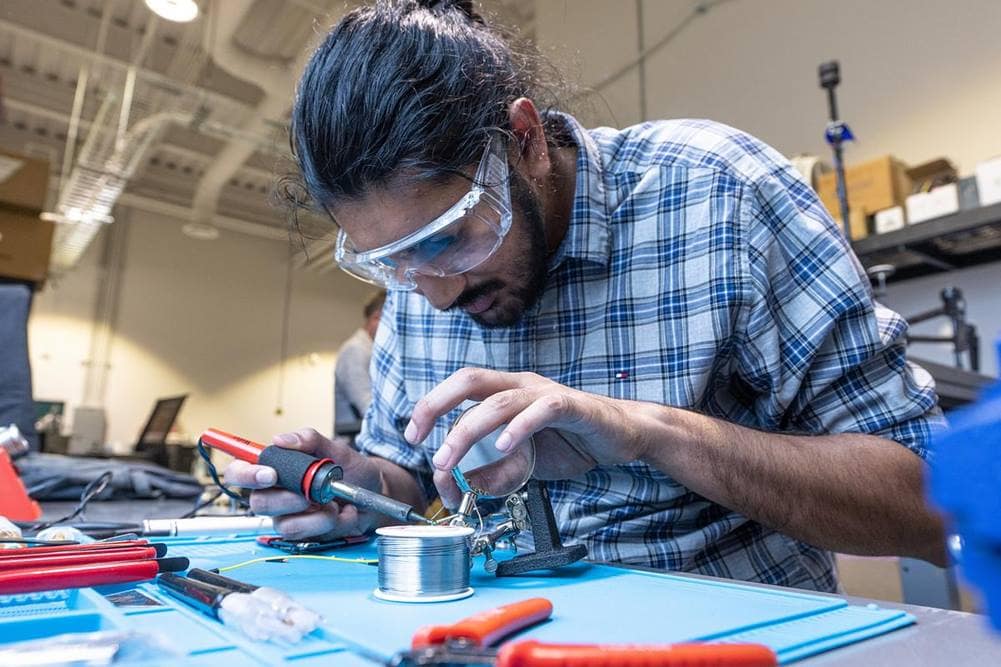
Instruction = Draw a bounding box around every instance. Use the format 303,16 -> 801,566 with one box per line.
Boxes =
333,169 -> 549,328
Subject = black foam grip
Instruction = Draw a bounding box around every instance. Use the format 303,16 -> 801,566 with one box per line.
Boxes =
258,446 -> 317,498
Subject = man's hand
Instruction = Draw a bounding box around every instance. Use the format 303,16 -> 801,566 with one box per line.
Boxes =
223,428 -> 383,541
404,368 -> 649,506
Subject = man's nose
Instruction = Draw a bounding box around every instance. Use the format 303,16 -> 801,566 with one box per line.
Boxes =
413,273 -> 466,311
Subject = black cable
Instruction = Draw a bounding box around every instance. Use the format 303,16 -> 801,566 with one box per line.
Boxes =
197,440 -> 250,508
26,470 -> 115,532
180,489 -> 225,519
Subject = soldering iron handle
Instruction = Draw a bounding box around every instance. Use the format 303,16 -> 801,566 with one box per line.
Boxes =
495,641 -> 777,667
200,428 -> 267,463
258,445 -> 341,503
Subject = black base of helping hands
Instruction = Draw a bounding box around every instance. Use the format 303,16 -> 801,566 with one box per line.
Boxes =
495,479 -> 588,577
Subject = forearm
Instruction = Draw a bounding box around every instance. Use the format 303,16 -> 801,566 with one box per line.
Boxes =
633,403 -> 947,565
370,455 -> 429,520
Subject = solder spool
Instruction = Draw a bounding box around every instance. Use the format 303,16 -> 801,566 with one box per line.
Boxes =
373,525 -> 475,603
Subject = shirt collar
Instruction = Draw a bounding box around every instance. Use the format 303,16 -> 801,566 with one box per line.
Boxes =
545,112 -> 611,270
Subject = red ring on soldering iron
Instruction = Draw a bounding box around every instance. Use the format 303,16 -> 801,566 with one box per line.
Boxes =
301,458 -> 334,502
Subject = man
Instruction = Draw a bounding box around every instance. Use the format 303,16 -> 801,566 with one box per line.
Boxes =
333,290 -> 385,438
227,0 -> 946,591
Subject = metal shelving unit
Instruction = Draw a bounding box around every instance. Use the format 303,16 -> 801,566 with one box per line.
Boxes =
852,202 -> 1001,284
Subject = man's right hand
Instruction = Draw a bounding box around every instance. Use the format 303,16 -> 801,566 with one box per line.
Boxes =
223,428 -> 384,541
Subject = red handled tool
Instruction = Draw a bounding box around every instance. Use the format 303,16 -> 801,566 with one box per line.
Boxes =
0,540 -> 165,560
0,545 -> 164,572
200,428 -> 430,524
200,428 -> 344,504
393,598 -> 777,667
0,556 -> 189,594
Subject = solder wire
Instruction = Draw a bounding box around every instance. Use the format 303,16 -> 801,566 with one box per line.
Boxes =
376,532 -> 471,598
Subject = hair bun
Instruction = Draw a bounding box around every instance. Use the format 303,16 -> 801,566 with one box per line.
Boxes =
416,0 -> 484,24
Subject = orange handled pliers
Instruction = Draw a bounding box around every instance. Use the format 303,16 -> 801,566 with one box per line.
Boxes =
389,598 -> 778,666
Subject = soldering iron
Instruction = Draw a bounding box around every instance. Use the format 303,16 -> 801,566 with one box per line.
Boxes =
199,428 -> 431,525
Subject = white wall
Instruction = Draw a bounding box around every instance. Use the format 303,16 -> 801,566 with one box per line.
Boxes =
29,209 -> 374,450
534,0 -> 1001,377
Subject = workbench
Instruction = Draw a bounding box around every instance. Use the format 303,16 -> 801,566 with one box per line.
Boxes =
5,499 -> 997,665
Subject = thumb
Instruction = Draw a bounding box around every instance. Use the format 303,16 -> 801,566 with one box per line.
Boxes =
271,428 -> 339,457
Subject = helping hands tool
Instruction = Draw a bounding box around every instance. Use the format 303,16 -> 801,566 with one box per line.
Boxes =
391,597 -> 778,667
200,428 -> 431,525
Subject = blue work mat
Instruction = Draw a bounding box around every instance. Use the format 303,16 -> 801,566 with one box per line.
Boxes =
0,535 -> 914,665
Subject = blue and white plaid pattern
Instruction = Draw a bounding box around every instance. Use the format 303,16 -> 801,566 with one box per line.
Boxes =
355,113 -> 943,592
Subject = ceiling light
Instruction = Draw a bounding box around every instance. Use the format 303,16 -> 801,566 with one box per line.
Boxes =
145,0 -> 199,23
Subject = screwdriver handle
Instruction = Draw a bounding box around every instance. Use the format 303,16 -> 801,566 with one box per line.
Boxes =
412,598 -> 554,649
495,641 -> 777,667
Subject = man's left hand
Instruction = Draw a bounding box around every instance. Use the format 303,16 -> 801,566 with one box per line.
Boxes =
404,367 -> 651,503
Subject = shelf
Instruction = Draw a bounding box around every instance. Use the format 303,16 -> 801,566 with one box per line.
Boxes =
851,202 -> 1001,284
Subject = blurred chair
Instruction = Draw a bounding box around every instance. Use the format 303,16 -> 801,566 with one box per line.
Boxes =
0,282 -> 38,450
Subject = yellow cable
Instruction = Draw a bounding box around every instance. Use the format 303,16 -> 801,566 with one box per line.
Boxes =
217,554 -> 378,573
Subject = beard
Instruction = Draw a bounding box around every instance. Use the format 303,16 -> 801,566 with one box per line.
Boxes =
453,171 -> 550,328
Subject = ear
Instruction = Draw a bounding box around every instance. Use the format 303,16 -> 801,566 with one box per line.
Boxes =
507,98 -> 550,180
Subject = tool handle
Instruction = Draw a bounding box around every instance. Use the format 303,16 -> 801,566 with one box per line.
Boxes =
496,641 -> 777,667
0,546 -> 159,572
0,559 -> 164,594
200,428 -> 267,463
412,598 -> 554,649
258,445 -> 339,501
0,540 -> 159,559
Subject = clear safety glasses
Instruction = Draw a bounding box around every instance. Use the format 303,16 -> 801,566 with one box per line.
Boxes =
334,135 -> 512,290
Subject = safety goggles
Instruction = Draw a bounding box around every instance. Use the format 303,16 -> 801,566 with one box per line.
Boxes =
334,135 -> 512,290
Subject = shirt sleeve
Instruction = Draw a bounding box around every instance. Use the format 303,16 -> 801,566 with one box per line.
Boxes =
354,293 -> 437,500
334,339 -> 373,417
732,166 -> 945,459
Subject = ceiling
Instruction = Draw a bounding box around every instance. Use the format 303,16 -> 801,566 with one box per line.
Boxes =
0,0 -> 534,270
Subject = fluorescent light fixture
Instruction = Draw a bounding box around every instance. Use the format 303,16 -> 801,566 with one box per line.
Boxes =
145,0 -> 199,23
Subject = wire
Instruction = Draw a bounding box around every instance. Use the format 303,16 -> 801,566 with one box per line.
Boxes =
197,440 -> 250,508
217,554 -> 378,573
180,489 -> 225,519
26,470 -> 114,532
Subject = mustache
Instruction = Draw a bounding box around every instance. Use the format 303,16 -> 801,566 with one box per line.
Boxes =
450,279 -> 505,311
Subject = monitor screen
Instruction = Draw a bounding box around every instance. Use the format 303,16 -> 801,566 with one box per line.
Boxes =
137,395 -> 187,448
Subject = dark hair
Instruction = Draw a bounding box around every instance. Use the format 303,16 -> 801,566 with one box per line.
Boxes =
363,290 -> 387,319
282,0 -> 567,225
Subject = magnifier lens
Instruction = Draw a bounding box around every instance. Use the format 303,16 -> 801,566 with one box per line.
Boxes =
452,412 -> 536,499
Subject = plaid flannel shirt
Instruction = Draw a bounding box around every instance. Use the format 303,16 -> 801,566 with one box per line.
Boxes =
355,113 -> 943,592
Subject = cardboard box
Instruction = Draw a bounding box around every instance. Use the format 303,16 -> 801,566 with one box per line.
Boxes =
874,206 -> 906,234
906,183 -> 960,224
829,208 -> 868,241
0,150 -> 50,212
975,156 -> 1001,206
817,155 -> 912,223
0,208 -> 55,283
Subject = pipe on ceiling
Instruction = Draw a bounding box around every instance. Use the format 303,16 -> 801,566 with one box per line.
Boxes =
190,0 -> 317,235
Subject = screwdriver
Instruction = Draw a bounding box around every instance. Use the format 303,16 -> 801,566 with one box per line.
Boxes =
199,428 -> 431,525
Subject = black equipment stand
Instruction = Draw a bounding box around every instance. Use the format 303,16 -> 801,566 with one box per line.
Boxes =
495,480 -> 588,577
819,60 -> 854,239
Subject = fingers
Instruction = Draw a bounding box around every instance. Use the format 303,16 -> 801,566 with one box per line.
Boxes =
272,427 -> 332,455
431,388 -> 536,470
224,459 -> 277,489
497,394 -> 581,456
273,505 -> 341,541
406,368 -> 534,446
248,488 -> 310,516
433,469 -> 462,509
